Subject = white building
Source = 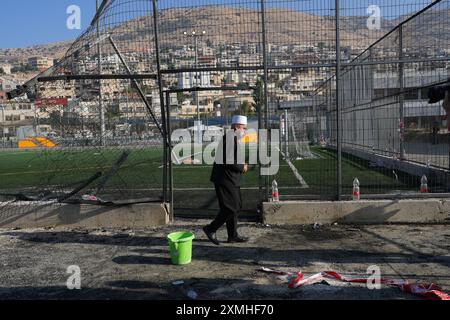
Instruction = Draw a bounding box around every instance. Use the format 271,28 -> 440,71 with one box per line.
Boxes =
179,99 -> 214,116
178,72 -> 211,89
0,64 -> 12,75
224,71 -> 239,84
0,101 -> 37,137
0,77 -> 19,92
28,57 -> 54,71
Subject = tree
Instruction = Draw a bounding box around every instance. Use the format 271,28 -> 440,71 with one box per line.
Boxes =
252,76 -> 264,115
0,67 -> 5,75
237,82 -> 250,90
177,92 -> 188,105
49,111 -> 62,130
240,100 -> 253,116
105,104 -> 121,129
124,85 -> 135,94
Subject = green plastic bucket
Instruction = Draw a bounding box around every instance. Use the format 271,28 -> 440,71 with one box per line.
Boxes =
167,231 -> 195,265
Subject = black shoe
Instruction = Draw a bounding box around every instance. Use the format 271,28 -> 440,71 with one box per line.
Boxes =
203,226 -> 220,245
227,236 -> 249,243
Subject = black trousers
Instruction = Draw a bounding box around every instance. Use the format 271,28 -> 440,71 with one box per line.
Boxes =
208,183 -> 242,238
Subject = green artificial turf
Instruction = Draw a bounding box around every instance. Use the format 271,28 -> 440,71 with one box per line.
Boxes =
0,145 -> 417,201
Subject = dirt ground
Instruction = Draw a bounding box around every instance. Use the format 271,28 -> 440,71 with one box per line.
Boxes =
0,220 -> 449,300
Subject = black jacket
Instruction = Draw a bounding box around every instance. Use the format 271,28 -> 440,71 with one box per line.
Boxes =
210,131 -> 245,187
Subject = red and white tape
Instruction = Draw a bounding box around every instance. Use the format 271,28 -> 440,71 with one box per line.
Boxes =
259,267 -> 450,300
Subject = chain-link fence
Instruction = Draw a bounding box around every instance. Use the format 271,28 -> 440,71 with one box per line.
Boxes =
1,0 -> 450,220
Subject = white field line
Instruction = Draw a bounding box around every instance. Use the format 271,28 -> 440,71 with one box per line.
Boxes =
100,186 -> 312,191
159,151 -> 204,168
0,162 -> 290,176
278,147 -> 309,189
171,164 -> 291,169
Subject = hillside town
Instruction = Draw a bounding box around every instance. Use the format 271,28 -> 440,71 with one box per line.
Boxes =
1,37 -> 449,143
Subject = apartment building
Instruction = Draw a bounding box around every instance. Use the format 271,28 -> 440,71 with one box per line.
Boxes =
28,57 -> 54,72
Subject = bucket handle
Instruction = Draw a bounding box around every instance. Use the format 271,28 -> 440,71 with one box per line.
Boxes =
171,240 -> 179,256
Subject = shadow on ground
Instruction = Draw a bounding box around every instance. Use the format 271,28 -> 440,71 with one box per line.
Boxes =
6,230 -> 450,268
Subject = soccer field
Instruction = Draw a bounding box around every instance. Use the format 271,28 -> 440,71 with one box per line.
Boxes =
0,148 -> 164,191
284,147 -> 415,197
0,146 -> 415,214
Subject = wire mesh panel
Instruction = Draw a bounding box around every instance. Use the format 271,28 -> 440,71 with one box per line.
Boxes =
156,1 -> 264,216
269,67 -> 337,199
2,0 -> 450,221
0,0 -> 165,211
158,0 -> 264,71
166,87 -> 263,217
35,78 -> 164,202
272,0 -> 450,199
315,0 -> 450,196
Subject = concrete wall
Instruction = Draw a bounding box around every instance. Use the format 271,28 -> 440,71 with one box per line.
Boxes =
263,199 -> 450,225
0,201 -> 170,229
341,146 -> 450,187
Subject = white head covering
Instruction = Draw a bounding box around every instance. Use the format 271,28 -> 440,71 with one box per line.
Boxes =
232,115 -> 248,126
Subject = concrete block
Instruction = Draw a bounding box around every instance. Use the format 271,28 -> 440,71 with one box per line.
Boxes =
0,201 -> 170,229
263,199 -> 450,225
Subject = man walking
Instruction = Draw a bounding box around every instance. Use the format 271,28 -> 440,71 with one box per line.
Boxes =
203,115 -> 249,245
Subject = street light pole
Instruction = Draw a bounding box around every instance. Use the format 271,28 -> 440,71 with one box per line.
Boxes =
194,34 -> 200,144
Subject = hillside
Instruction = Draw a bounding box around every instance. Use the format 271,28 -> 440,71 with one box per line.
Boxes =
0,41 -> 71,65
1,5 -> 447,67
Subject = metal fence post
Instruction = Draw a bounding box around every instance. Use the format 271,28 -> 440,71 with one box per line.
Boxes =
261,0 -> 270,202
284,109 -> 289,158
399,25 -> 405,160
152,0 -> 168,202
257,88 -> 264,206
166,91 -> 174,221
369,47 -> 375,150
96,0 -> 105,146
335,0 -> 342,200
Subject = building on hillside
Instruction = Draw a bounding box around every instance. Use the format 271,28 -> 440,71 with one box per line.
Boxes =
0,64 -> 12,75
28,57 -> 54,72
0,100 -> 37,138
178,72 -> 211,89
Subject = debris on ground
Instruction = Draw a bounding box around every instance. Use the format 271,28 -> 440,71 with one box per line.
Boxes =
259,267 -> 450,300
186,289 -> 198,300
0,221 -> 448,300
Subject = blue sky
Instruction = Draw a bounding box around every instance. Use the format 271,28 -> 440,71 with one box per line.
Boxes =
0,0 -> 96,49
0,0 -> 434,49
